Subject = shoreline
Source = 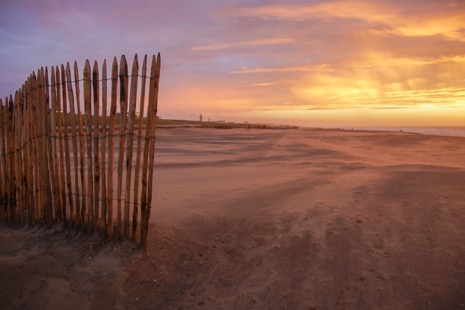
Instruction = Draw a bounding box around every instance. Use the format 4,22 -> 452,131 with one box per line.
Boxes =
156,121 -> 465,138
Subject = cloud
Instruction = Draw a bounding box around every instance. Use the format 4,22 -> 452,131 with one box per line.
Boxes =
291,56 -> 465,109
230,64 -> 333,74
192,37 -> 293,51
226,1 -> 394,22
226,0 -> 465,40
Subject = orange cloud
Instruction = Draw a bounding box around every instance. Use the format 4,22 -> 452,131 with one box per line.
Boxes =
291,52 -> 465,109
227,1 -> 465,40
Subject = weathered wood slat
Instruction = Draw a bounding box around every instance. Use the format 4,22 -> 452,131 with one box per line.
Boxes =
20,84 -> 30,225
92,61 -> 100,229
0,100 -> 6,212
66,63 -> 80,225
26,78 -> 37,224
21,85 -> 31,226
38,69 -> 52,225
38,71 -> 45,221
10,93 -> 17,223
107,57 -> 118,238
42,68 -> 53,224
140,54 -> 160,249
5,95 -> 13,221
132,55 -> 147,239
20,88 -> 28,224
83,60 -> 94,231
123,54 -> 139,238
4,96 -> 11,222
20,86 -> 29,225
8,94 -> 16,223
21,86 -> 29,225
100,60 -> 108,230
60,65 -> 73,223
43,69 -> 54,221
14,91 -> 22,224
13,90 -> 21,223
19,86 -> 29,226
145,54 -> 161,249
50,68 -> 62,221
4,96 -> 13,221
41,67 -> 56,220
116,55 -> 128,239
74,61 -> 87,229
44,68 -> 57,222
30,74 -> 41,221
140,60 -> 153,248
4,96 -> 10,222
55,67 -> 66,221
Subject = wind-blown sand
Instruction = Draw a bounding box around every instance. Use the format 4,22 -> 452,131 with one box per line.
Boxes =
2,127 -> 465,309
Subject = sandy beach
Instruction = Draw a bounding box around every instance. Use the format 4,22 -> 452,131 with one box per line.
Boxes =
2,127 -> 465,309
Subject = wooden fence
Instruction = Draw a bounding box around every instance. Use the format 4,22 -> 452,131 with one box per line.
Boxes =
0,54 -> 160,250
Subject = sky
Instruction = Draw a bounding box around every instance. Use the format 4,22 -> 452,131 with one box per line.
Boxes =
1,0 -> 465,127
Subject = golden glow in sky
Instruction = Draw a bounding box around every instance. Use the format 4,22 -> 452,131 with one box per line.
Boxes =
1,0 -> 465,126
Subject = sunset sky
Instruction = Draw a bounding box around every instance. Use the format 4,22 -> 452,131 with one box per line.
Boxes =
1,0 -> 465,127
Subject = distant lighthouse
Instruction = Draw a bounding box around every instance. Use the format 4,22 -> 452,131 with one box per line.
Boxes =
200,114 -> 203,122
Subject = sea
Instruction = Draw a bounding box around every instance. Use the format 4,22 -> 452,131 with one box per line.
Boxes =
352,127 -> 465,137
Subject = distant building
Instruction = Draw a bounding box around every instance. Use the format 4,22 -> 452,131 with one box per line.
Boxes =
200,114 -> 203,122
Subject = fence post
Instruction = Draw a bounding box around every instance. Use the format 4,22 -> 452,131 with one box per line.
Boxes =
37,69 -> 52,225
132,55 -> 147,240
48,68 -> 59,221
145,54 -> 161,249
0,101 -> 4,208
73,62 -> 87,230
92,61 -> 101,230
141,54 -> 161,250
15,90 -> 24,225
66,63 -> 80,226
55,67 -> 67,221
59,65 -> 72,224
44,68 -> 57,223
83,60 -> 94,232
100,60 -> 108,231
123,54 -> 139,238
7,95 -> 15,223
116,55 -> 128,239
107,57 -> 118,238
0,100 -> 6,218
27,76 -> 39,224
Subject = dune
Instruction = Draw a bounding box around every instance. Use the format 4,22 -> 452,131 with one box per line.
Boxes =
2,127 -> 465,309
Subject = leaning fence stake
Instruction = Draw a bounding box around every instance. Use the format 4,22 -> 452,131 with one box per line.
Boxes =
107,57 -> 118,238
83,60 -> 94,232
116,55 -> 128,239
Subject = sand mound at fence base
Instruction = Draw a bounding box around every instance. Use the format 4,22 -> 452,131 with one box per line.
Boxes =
0,223 -> 212,309
0,226 -> 139,309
